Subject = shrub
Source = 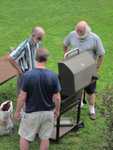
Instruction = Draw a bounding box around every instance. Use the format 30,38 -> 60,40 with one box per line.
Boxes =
102,86 -> 113,150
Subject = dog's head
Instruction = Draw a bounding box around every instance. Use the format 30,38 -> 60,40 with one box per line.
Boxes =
1,101 -> 10,111
0,101 -> 12,111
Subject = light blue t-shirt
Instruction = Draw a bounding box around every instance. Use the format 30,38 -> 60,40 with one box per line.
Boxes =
64,31 -> 105,59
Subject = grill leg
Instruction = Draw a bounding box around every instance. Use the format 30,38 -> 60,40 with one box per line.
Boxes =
75,96 -> 84,130
83,90 -> 87,104
56,116 -> 60,142
76,98 -> 81,125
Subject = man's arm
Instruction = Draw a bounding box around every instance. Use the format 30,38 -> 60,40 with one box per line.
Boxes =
52,92 -> 61,119
63,45 -> 68,54
96,55 -> 104,70
95,35 -> 105,70
14,90 -> 27,120
63,32 -> 71,54
7,55 -> 22,74
7,40 -> 27,74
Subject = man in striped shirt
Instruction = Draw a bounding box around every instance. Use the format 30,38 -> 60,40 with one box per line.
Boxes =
8,26 -> 45,94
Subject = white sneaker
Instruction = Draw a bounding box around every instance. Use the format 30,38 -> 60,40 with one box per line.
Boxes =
80,101 -> 84,108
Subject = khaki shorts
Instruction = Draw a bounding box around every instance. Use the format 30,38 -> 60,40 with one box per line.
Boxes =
18,111 -> 54,142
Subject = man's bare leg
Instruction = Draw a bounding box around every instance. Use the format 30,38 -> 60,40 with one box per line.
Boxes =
87,93 -> 96,120
39,139 -> 49,150
20,137 -> 29,150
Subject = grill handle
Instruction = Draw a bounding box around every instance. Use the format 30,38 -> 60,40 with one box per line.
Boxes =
64,48 -> 80,58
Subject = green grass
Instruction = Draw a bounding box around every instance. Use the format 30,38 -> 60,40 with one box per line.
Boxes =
0,0 -> 113,149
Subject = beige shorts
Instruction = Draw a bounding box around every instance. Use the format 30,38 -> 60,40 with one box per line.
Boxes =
18,111 -> 54,142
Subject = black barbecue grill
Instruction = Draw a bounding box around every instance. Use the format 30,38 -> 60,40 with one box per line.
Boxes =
51,49 -> 97,141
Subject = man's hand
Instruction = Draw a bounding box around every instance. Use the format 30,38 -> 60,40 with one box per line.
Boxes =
15,90 -> 27,121
54,109 -> 60,119
96,55 -> 104,71
14,111 -> 21,121
7,55 -> 22,75
64,45 -> 68,54
53,92 -> 61,119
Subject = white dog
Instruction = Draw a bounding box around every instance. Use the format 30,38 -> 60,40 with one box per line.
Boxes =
0,100 -> 14,135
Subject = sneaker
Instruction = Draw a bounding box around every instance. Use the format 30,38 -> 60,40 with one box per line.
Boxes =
80,101 -> 84,108
89,113 -> 96,120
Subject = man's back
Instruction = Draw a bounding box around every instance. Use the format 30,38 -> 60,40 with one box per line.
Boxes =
22,68 -> 61,113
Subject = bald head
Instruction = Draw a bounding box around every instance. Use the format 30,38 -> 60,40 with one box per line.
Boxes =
32,26 -> 45,36
75,21 -> 91,39
32,26 -> 45,43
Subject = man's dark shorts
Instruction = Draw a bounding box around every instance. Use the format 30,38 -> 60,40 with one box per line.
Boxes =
84,81 -> 96,95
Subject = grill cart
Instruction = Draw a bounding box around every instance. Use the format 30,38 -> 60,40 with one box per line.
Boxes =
51,49 -> 97,141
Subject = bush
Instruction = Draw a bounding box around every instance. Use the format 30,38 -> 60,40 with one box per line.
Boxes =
102,86 -> 113,150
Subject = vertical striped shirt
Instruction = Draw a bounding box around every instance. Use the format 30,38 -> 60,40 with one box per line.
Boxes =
10,38 -> 42,73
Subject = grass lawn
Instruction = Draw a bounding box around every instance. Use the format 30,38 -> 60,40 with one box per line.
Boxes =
0,0 -> 113,149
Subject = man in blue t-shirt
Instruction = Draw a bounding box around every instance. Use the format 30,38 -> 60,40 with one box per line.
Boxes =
14,48 -> 61,150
